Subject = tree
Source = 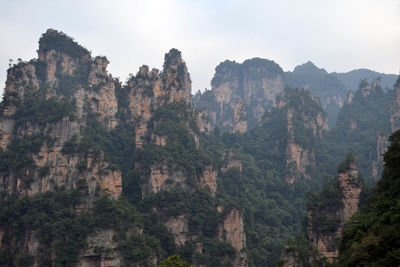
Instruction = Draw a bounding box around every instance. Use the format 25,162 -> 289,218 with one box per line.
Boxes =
159,255 -> 193,267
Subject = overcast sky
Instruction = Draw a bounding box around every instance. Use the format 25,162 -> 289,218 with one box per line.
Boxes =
0,0 -> 399,94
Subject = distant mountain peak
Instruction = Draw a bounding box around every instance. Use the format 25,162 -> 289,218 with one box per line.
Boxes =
293,61 -> 327,76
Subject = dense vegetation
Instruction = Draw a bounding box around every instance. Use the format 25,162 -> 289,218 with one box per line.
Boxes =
199,88 -> 328,265
323,80 -> 394,183
338,130 -> 400,266
285,61 -> 347,127
38,29 -> 90,59
2,29 -> 400,267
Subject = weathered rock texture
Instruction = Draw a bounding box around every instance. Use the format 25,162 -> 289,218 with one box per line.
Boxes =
193,58 -> 285,132
307,159 -> 362,262
0,29 -> 121,200
0,29 -> 125,266
0,29 -> 247,267
390,77 -> 400,132
218,209 -> 248,267
265,88 -> 327,183
126,49 -> 192,149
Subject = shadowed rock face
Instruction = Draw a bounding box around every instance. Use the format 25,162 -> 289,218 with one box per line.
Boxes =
391,77 -> 400,132
194,58 -> 285,133
307,159 -> 362,262
264,88 -> 327,183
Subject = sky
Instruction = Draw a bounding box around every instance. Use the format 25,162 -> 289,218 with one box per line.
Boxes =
0,0 -> 399,95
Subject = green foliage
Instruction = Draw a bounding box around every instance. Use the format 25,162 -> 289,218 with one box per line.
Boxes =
338,130 -> 400,266
34,60 -> 48,81
56,74 -> 80,97
325,81 -> 394,183
138,103 -> 210,180
306,177 -> 344,233
160,255 -> 194,267
278,235 -> 329,267
14,90 -> 76,127
0,134 -> 51,178
39,30 -> 90,58
142,189 -> 220,237
0,188 -> 89,266
337,152 -> 356,173
285,61 -> 347,127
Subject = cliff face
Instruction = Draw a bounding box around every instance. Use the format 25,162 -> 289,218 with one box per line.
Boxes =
193,58 -> 285,133
306,156 -> 362,262
390,77 -> 400,132
285,61 -> 347,128
126,48 -> 192,149
333,78 -> 392,182
263,88 -> 327,183
0,29 -> 247,267
0,29 -> 121,200
218,209 -> 247,267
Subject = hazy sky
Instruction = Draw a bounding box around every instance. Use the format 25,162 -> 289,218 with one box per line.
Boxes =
0,0 -> 399,94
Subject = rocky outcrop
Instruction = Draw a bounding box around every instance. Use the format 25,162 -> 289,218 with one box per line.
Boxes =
80,229 -> 121,267
218,209 -> 248,267
127,49 -> 192,149
338,161 -> 362,222
194,58 -> 285,132
144,161 -> 186,195
307,156 -> 362,262
221,151 -> 242,174
285,61 -> 348,128
0,29 -> 247,267
267,88 -> 327,183
371,133 -> 388,181
165,215 -> 189,246
200,166 -> 217,196
390,76 -> 400,132
0,29 -> 122,201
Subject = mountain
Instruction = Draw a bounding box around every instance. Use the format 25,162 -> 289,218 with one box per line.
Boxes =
1,29 -> 399,267
338,130 -> 400,266
195,59 -> 397,131
332,68 -> 398,91
306,153 -> 363,262
285,61 -> 347,128
325,78 -> 395,183
0,29 -> 246,267
193,58 -> 285,133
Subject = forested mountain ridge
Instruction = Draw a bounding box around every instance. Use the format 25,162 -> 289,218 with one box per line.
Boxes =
0,29 -> 399,267
194,59 -> 396,130
0,29 -> 246,267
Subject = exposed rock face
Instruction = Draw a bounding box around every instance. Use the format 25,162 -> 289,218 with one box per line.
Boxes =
221,151 -> 243,174
390,77 -> 400,132
200,166 -> 217,196
195,109 -> 212,133
218,209 -> 248,267
338,162 -> 362,222
371,133 -> 388,181
0,29 -> 124,266
0,29 -> 122,201
307,158 -> 362,262
165,215 -> 189,246
194,58 -> 285,132
80,229 -> 121,267
0,29 -> 246,267
268,89 -> 327,183
281,247 -> 301,267
285,142 -> 315,183
144,161 -> 186,195
127,49 -> 193,149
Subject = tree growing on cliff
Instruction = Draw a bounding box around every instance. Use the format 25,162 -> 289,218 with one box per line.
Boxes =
159,255 -> 194,267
